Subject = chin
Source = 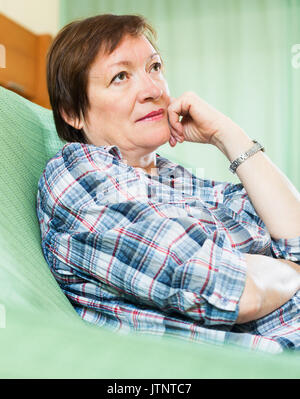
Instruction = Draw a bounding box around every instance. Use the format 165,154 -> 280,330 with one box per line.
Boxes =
148,128 -> 170,146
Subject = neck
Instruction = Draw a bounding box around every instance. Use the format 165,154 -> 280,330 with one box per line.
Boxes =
122,150 -> 158,176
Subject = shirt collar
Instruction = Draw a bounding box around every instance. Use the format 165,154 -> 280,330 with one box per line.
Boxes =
105,145 -> 123,160
102,144 -> 184,178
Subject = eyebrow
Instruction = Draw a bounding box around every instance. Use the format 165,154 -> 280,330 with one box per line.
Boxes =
107,52 -> 161,68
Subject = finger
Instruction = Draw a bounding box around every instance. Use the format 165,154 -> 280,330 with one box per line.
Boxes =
167,98 -> 182,128
169,122 -> 184,141
168,113 -> 184,138
168,101 -> 188,135
169,136 -> 176,147
169,133 -> 177,146
168,110 -> 183,134
170,127 -> 184,144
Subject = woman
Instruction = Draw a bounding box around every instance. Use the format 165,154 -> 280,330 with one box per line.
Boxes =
37,14 -> 300,353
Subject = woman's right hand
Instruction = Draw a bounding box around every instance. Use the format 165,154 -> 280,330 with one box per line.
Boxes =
167,91 -> 239,147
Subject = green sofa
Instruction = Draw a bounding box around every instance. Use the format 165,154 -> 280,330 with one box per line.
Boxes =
0,86 -> 299,379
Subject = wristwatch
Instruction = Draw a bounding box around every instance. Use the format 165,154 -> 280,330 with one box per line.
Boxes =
229,140 -> 265,174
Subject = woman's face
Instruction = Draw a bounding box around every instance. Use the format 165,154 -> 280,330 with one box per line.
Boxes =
80,34 -> 171,153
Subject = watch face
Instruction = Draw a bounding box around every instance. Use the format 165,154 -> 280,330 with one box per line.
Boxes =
229,140 -> 264,174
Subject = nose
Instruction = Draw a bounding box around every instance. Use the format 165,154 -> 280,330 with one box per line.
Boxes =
136,74 -> 163,103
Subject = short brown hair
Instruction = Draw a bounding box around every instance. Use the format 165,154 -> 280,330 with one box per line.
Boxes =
47,14 -> 158,143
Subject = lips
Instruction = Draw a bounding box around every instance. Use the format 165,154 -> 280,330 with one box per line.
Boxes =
136,108 -> 164,122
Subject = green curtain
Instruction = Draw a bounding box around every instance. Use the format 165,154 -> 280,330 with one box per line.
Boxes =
59,0 -> 300,189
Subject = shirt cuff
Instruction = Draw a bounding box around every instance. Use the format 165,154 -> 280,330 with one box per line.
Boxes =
271,235 -> 300,263
179,238 -> 247,327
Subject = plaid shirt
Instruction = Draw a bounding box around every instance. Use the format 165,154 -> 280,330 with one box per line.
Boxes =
36,142 -> 300,354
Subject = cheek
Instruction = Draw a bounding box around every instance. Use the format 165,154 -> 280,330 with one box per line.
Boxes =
101,91 -> 132,116
161,77 -> 170,99
88,96 -> 123,124
164,93 -> 171,107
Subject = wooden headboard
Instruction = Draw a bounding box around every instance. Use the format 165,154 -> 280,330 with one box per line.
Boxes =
0,13 -> 52,109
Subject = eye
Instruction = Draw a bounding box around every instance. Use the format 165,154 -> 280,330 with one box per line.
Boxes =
151,62 -> 162,72
111,71 -> 128,84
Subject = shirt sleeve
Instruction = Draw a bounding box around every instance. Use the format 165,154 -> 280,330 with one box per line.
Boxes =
221,182 -> 266,227
221,182 -> 300,264
270,236 -> 300,264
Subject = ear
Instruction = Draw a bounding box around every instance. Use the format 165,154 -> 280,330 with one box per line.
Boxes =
60,109 -> 84,130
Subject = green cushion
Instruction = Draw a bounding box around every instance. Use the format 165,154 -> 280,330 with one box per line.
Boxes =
0,85 -> 299,379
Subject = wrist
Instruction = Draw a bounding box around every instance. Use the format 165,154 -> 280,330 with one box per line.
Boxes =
210,126 -> 253,162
